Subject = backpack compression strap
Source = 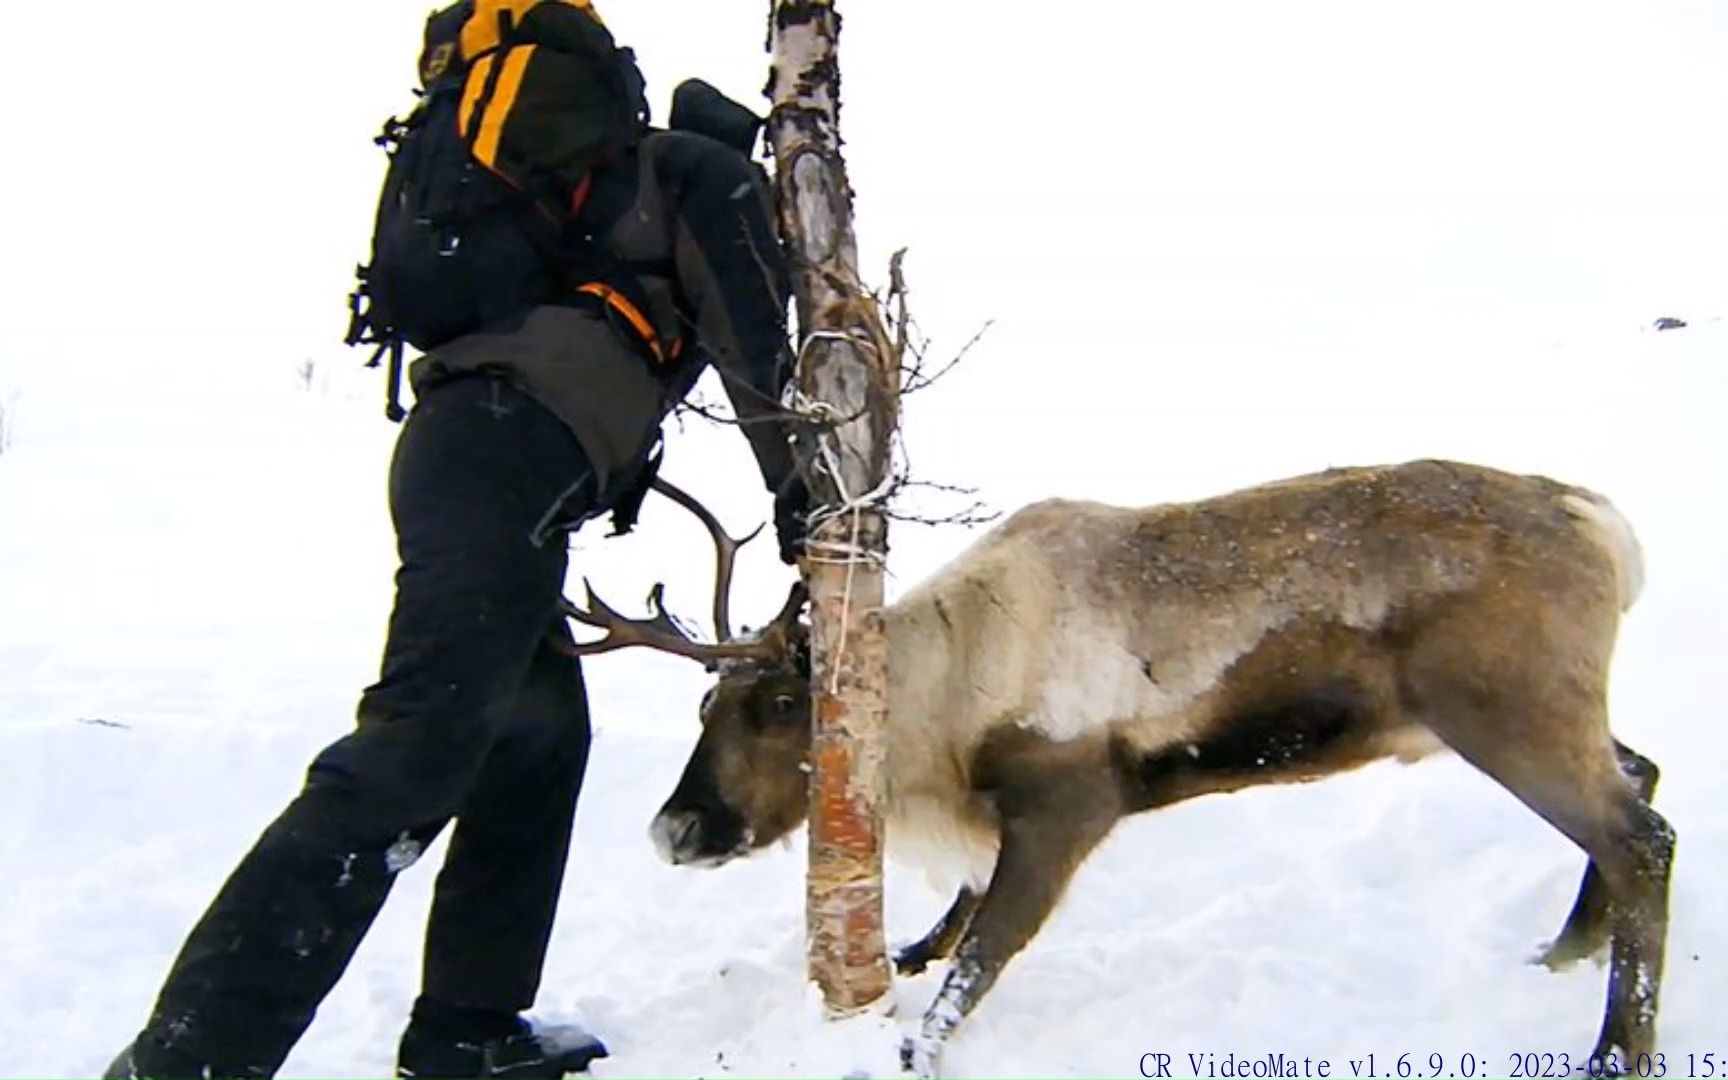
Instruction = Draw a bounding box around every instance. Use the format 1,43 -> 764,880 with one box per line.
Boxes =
460,0 -> 606,59
576,282 -> 683,365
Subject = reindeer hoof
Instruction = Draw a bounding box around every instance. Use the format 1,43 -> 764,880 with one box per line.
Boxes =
893,945 -> 934,976
1534,932 -> 1609,972
1586,1041 -> 1646,1078
900,1035 -> 940,1078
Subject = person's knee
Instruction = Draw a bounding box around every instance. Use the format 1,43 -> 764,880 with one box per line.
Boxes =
298,718 -> 489,844
545,687 -> 593,771
372,568 -> 569,702
504,651 -> 593,762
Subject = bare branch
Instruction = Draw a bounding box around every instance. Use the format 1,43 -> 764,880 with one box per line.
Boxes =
670,389 -> 746,428
883,473 -> 1001,529
902,318 -> 995,395
886,505 -> 1001,529
672,247 -> 983,451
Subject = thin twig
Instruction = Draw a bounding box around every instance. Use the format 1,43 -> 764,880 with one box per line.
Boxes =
902,319 -> 995,395
883,473 -> 1000,528
668,243 -> 997,542
670,390 -> 789,430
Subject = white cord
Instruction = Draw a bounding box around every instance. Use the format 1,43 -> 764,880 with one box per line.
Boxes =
785,378 -> 894,695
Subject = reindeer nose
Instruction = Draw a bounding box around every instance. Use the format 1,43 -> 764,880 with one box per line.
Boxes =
650,810 -> 702,865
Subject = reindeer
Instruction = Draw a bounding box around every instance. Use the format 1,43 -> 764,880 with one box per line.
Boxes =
562,461 -> 1673,1076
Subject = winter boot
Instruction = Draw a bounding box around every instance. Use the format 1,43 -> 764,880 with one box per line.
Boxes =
397,1014 -> 608,1078
101,1035 -> 266,1079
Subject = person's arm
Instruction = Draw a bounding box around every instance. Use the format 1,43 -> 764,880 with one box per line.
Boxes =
716,344 -> 810,565
660,134 -> 811,561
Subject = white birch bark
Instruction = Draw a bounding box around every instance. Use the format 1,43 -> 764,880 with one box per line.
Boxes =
766,0 -> 897,1015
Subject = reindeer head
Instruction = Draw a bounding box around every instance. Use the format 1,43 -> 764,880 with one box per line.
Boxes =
655,632 -> 813,866
558,479 -> 814,867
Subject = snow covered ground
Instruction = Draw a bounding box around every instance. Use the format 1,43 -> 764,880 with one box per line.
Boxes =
2,1 -> 1724,1077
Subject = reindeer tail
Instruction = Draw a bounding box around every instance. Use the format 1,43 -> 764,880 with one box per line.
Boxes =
1563,489 -> 1647,612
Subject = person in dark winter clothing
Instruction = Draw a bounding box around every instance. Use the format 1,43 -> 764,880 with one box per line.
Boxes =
102,9 -> 809,1079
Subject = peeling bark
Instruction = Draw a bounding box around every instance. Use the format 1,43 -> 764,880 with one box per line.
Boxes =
766,0 -> 894,1016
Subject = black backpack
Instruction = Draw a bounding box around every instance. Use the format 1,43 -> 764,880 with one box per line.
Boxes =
345,0 -> 649,420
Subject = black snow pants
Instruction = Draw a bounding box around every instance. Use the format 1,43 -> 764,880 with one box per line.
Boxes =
129,375 -> 597,1076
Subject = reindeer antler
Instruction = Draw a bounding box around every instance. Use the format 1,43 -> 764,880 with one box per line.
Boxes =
647,476 -> 762,641
557,478 -> 804,667
559,580 -> 785,664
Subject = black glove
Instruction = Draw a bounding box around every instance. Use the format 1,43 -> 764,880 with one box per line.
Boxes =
774,475 -> 811,565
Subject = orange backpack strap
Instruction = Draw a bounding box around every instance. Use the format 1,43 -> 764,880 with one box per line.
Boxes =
575,282 -> 683,365
461,0 -> 606,60
454,0 -> 641,209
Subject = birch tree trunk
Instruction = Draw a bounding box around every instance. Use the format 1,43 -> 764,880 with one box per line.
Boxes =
766,0 -> 897,1016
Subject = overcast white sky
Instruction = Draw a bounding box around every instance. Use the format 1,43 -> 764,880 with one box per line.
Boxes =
1,0 -> 1723,585
5,2 -> 1721,336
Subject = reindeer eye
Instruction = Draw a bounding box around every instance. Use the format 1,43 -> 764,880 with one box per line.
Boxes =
772,694 -> 798,715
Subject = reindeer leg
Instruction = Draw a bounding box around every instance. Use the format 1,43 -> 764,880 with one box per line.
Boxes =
1539,740 -> 1661,970
898,823 -> 1108,1078
1407,677 -> 1674,1067
900,738 -> 1120,1077
895,887 -> 980,976
1588,796 -> 1674,1069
